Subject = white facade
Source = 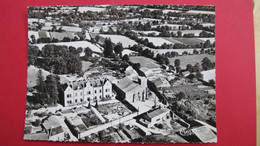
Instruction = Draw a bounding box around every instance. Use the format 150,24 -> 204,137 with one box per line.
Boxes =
63,79 -> 113,107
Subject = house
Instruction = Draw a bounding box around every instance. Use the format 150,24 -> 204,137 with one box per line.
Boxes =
151,77 -> 171,89
113,77 -> 147,103
125,66 -> 138,81
65,116 -> 88,139
137,108 -> 171,128
42,116 -> 65,141
60,78 -> 114,107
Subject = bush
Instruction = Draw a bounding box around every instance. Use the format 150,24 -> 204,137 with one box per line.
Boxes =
33,119 -> 41,127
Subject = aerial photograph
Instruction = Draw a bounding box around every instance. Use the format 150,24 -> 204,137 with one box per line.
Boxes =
25,5 -> 216,143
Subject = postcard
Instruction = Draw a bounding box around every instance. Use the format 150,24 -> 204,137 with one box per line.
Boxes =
25,5 -> 216,143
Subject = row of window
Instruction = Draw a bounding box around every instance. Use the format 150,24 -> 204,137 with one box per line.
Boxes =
66,89 -> 110,98
67,95 -> 111,104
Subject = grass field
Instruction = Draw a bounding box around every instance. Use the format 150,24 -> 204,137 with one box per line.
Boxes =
99,34 -> 138,48
129,56 -> 160,69
197,38 -> 215,43
82,61 -> 93,72
170,38 -> 205,46
168,54 -> 215,68
140,37 -> 173,46
27,66 -> 51,88
163,37 -> 184,44
201,69 -> 216,82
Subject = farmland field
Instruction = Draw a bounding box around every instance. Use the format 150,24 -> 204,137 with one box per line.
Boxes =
27,66 -> 51,88
129,56 -> 161,69
140,37 -> 173,46
198,38 -> 215,43
78,7 -> 105,12
186,10 -> 215,15
49,32 -> 75,41
201,23 -> 215,27
201,69 -> 216,81
168,54 -> 215,68
62,26 -> 82,32
99,34 -> 138,48
122,49 -> 137,56
163,37 -> 184,44
170,38 -> 205,46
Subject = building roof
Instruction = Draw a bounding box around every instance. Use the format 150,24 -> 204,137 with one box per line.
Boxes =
191,126 -> 217,143
42,115 -> 61,130
63,78 -> 110,91
147,108 -> 170,119
152,78 -> 171,88
42,116 -> 64,136
116,77 -> 142,93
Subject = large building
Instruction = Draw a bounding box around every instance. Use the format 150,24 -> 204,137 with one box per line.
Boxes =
59,78 -> 114,107
113,77 -> 147,103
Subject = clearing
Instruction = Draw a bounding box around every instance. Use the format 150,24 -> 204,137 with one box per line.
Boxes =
129,56 -> 160,69
82,61 -> 93,72
170,38 -> 205,46
140,37 -> 173,46
201,69 -> 216,82
99,34 -> 138,48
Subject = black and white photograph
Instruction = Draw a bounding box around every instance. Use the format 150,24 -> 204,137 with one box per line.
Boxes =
25,4 -> 216,143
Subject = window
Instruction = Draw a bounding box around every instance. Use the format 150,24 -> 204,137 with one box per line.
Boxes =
75,93 -> 77,96
80,92 -> 82,96
100,95 -> 101,99
88,91 -> 91,94
80,98 -> 83,102
100,89 -> 102,93
67,94 -> 70,98
75,99 -> 77,103
95,90 -> 97,93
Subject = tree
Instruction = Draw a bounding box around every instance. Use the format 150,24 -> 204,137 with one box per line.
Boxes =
95,35 -> 100,43
122,54 -> 130,62
45,75 -> 59,105
35,70 -> 48,104
114,43 -> 123,56
186,64 -> 194,73
174,59 -> 180,67
133,63 -> 141,70
209,79 -> 215,86
202,57 -> 214,70
177,31 -> 182,37
83,47 -> 93,60
193,63 -> 202,72
30,35 -> 36,44
28,45 -> 39,66
104,38 -> 113,57
195,71 -> 204,80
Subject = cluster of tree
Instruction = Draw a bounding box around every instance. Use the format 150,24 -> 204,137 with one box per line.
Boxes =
199,30 -> 214,37
30,45 -> 82,74
201,57 -> 215,70
35,71 -> 60,105
155,54 -> 170,65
